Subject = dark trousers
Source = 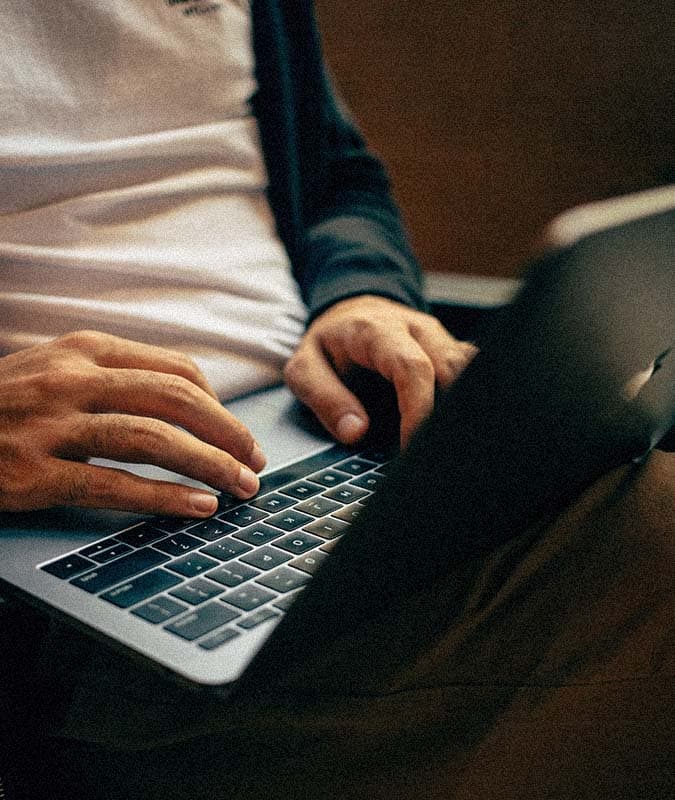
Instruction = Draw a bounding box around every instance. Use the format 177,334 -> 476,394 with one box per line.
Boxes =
2,449 -> 673,800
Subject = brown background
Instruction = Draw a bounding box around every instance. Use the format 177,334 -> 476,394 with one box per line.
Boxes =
314,1 -> 675,277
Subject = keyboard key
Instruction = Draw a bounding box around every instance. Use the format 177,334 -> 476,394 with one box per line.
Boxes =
232,524 -> 283,546
187,519 -> 238,542
80,538 -> 121,559
273,590 -> 304,612
219,506 -> 268,527
101,569 -> 183,609
201,537 -> 253,560
279,481 -> 323,500
90,543 -> 134,564
153,533 -> 203,557
303,517 -> 350,539
323,484 -> 369,504
221,585 -> 277,612
255,566 -> 311,593
240,546 -> 291,571
237,607 -> 280,630
116,524 -> 167,548
207,562 -> 260,588
266,510 -> 314,531
166,553 -> 220,578
152,517 -> 194,534
256,446 -> 351,494
216,494 -> 245,513
198,627 -> 240,650
290,550 -> 328,575
132,595 -> 188,624
334,457 -> 375,476
350,473 -> 384,491
273,532 -> 323,555
70,548 -> 169,593
307,469 -> 345,488
250,493 -> 295,513
331,504 -> 363,524
320,537 -> 341,553
373,463 -> 392,475
165,602 -> 240,641
360,447 -> 395,464
43,553 -> 95,580
295,496 -> 342,517
170,578 -> 223,605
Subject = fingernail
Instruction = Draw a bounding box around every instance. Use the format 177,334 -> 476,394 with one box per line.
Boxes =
336,413 -> 367,443
238,466 -> 259,496
249,442 -> 267,472
189,492 -> 218,515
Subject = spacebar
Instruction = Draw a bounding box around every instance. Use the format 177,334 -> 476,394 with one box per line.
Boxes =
70,547 -> 169,594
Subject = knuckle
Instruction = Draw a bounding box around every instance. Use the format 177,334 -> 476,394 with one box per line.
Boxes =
410,314 -> 449,340
128,417 -> 171,450
220,457 -> 243,487
283,354 -> 307,387
350,316 -> 377,338
231,418 -> 254,449
29,362 -> 97,405
61,471 -> 94,506
62,468 -> 122,508
27,368 -> 62,399
82,416 -> 111,454
57,329 -> 105,352
430,316 -> 451,337
157,373 -> 200,407
174,351 -> 201,376
396,351 -> 435,380
94,472 -> 135,508
218,410 -> 254,454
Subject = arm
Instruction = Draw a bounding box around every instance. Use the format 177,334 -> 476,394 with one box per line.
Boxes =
256,2 -> 475,445
299,80 -> 427,322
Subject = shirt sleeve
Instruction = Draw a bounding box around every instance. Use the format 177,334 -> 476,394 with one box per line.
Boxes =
300,78 -> 428,321
253,0 -> 428,323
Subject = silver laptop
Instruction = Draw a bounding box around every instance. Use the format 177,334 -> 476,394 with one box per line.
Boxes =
1,203 -> 673,687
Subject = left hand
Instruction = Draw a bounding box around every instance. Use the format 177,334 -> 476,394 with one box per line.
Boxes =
284,295 -> 477,447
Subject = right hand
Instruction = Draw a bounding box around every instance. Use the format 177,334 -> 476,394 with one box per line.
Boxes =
0,331 -> 266,516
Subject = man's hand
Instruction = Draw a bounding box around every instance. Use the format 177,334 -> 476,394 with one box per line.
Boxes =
0,331 -> 266,515
284,295 -> 477,447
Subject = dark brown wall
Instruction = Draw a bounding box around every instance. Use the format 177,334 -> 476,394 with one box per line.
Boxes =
314,1 -> 675,277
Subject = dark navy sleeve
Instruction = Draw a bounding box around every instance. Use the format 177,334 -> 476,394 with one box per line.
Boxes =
252,0 -> 428,323
300,77 -> 428,321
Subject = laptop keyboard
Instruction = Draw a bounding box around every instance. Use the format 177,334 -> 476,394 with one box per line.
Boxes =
40,446 -> 392,652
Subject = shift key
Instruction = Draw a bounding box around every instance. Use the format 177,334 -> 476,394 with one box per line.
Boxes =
165,602 -> 240,641
70,547 -> 169,594
100,569 -> 182,608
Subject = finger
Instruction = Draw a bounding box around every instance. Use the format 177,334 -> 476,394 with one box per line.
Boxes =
337,328 -> 436,447
47,459 -> 221,517
59,414 -> 260,499
284,341 -> 370,444
408,318 -> 479,387
57,330 -> 219,400
85,367 -> 265,471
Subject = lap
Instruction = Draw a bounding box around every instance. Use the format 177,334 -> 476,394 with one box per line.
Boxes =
3,451 -> 673,799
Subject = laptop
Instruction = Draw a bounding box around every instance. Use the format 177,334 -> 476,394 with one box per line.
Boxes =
1,201 -> 673,687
